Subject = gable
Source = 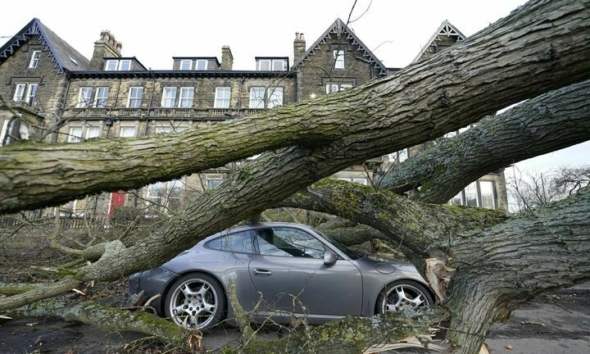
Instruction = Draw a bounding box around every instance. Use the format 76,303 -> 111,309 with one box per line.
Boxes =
412,20 -> 467,63
292,18 -> 387,77
0,18 -> 90,73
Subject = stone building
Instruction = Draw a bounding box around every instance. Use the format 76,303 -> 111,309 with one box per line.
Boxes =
0,18 -> 507,219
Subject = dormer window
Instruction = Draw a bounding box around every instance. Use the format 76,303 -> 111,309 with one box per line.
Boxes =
195,60 -> 208,70
105,59 -> 131,71
256,59 -> 287,71
29,51 -> 41,68
180,60 -> 192,70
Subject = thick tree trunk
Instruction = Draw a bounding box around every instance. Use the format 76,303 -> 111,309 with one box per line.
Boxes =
280,181 -> 590,353
378,80 -> 590,204
2,0 -> 590,214
2,1 -> 590,353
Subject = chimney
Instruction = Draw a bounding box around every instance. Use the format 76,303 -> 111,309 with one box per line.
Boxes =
89,30 -> 123,70
293,32 -> 306,64
221,45 -> 233,70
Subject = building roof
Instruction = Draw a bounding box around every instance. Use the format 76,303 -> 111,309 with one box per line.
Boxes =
68,70 -> 296,79
412,20 -> 467,63
0,18 -> 90,72
291,18 -> 388,77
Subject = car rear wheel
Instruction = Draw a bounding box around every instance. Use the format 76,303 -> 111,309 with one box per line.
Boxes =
377,280 -> 434,313
164,273 -> 225,331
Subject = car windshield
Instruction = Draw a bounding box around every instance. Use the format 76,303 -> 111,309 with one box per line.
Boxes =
314,228 -> 366,260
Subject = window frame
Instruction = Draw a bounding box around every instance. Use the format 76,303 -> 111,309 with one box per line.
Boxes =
334,50 -> 345,69
29,51 -> 41,68
178,87 -> 194,108
127,87 -> 143,108
146,178 -> 184,215
195,60 -> 208,70
179,60 -> 192,70
161,87 -> 178,108
13,84 -> 26,102
249,87 -> 266,109
94,87 -> 110,108
214,87 -> 231,108
86,126 -> 101,139
77,87 -> 94,108
68,127 -> 83,143
271,59 -> 286,71
267,87 -> 283,108
25,84 -> 38,106
119,126 -> 137,138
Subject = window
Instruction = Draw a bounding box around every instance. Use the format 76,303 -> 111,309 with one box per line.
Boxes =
29,51 -> 41,68
337,177 -> 367,185
464,182 -> 478,207
68,127 -> 83,143
180,60 -> 192,70
206,175 -> 223,189
13,84 -> 26,102
267,87 -> 283,108
256,59 -> 286,71
161,87 -> 177,108
249,87 -> 283,108
25,84 -> 38,106
214,87 -> 231,108
86,127 -> 101,139
178,87 -> 194,108
94,87 -> 109,108
146,179 -> 184,215
195,60 -> 208,70
326,83 -> 353,93
334,50 -> 345,69
389,148 -> 409,163
1,119 -> 29,146
256,227 -> 326,259
448,180 -> 497,210
207,231 -> 255,253
480,181 -> 496,209
105,60 -> 118,71
119,126 -> 137,138
272,60 -> 286,71
155,126 -> 172,134
257,60 -> 271,71
105,59 -> 131,71
127,87 -> 143,108
77,87 -> 93,108
249,87 -> 265,108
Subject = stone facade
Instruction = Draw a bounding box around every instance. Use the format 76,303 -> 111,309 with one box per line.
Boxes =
0,17 -> 508,218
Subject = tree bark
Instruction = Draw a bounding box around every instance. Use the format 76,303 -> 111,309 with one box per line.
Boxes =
1,0 -> 590,214
280,180 -> 590,354
378,80 -> 590,204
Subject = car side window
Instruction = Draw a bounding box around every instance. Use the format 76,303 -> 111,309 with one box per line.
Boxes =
206,231 -> 255,253
256,227 -> 326,259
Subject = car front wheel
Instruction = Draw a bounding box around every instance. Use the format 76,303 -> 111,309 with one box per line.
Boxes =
377,280 -> 434,313
164,273 -> 226,331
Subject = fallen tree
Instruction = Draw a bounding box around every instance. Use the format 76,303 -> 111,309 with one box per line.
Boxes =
1,0 -> 590,353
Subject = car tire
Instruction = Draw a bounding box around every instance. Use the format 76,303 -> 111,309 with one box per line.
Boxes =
377,280 -> 434,314
164,273 -> 226,331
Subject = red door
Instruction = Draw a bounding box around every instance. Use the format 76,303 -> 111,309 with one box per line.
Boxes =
109,191 -> 126,218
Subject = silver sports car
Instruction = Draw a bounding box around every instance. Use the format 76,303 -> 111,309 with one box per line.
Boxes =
128,222 -> 434,331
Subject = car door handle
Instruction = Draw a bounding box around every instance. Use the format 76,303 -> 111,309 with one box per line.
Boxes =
253,268 -> 273,276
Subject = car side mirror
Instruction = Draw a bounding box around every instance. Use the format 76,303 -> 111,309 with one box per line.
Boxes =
323,250 -> 338,266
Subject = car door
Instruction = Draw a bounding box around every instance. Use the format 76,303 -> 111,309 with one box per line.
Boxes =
248,226 -> 362,319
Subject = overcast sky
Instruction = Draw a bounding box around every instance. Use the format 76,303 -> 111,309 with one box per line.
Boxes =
1,0 -> 588,173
